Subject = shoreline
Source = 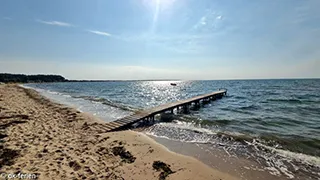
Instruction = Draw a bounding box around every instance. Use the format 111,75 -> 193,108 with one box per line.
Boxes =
0,84 -> 238,180
148,135 -> 287,180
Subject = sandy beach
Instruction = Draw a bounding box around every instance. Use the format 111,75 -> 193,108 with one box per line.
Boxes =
0,84 -> 238,180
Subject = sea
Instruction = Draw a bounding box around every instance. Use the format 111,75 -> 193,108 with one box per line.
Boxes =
24,79 -> 320,179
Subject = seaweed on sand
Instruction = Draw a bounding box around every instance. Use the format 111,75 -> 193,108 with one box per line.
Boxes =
112,146 -> 136,163
152,161 -> 174,180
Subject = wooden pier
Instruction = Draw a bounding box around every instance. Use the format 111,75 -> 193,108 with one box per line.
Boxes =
103,89 -> 227,132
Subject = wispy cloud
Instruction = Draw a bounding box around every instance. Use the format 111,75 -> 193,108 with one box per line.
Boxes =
87,30 -> 112,37
192,13 -> 224,32
3,17 -> 12,20
216,15 -> 222,20
118,33 -> 213,54
36,19 -> 73,27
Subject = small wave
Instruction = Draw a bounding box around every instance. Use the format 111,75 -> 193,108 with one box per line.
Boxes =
46,90 -> 61,95
158,121 -> 217,135
147,122 -> 320,176
220,107 -> 255,115
256,116 -> 304,127
145,122 -> 217,144
216,131 -> 254,143
146,121 -> 252,147
211,119 -> 233,125
239,104 -> 259,110
267,98 -> 302,104
245,139 -> 320,179
178,115 -> 234,126
233,96 -> 246,100
73,96 -> 139,112
20,84 -> 32,89
260,134 -> 320,157
22,85 -> 66,97
265,91 -> 280,95
246,140 -> 320,166
147,120 -> 320,175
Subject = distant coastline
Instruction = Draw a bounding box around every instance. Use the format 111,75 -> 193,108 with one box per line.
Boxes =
0,73 -> 182,83
1,73 -> 319,83
0,73 -> 67,83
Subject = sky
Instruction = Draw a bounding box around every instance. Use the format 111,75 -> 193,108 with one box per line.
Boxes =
1,0 -> 320,80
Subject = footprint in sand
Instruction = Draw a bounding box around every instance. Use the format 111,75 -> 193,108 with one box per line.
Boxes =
68,160 -> 81,171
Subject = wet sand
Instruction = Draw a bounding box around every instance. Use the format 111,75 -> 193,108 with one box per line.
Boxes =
150,136 -> 288,180
0,84 -> 238,180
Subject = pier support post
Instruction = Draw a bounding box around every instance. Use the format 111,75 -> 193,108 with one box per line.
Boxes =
183,104 -> 189,113
147,117 -> 150,124
195,100 -> 200,108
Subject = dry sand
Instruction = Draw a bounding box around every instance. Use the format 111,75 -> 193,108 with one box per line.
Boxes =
0,84 -> 239,180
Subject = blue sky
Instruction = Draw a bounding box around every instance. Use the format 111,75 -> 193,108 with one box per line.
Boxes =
1,0 -> 319,80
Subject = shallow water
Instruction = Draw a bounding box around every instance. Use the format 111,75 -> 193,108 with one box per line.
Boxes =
26,79 -> 320,179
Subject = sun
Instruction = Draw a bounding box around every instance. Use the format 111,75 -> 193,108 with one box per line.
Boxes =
142,0 -> 176,33
143,0 -> 176,10
156,0 -> 176,8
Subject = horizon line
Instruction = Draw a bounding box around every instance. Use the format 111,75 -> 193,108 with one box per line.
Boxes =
1,73 -> 319,81
68,77 -> 320,81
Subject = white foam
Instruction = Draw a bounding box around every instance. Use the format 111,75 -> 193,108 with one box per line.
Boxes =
145,123 -> 215,144
147,120 -> 320,179
244,139 -> 320,179
249,140 -> 320,166
22,84 -> 132,122
159,120 -> 218,135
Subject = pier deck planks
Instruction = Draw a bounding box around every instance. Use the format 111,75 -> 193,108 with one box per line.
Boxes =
103,90 -> 227,132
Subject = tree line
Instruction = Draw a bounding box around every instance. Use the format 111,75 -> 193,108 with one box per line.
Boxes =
0,73 -> 67,83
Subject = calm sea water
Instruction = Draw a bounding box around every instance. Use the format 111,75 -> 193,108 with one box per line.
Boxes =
26,79 -> 320,179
